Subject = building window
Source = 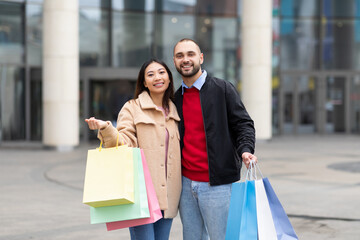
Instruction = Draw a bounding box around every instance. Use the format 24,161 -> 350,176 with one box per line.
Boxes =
26,3 -> 42,66
0,2 -> 24,65
79,7 -> 110,66
0,66 -> 25,140
112,12 -> 153,67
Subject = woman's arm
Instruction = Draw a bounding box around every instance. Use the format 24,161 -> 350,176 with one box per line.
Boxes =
93,101 -> 138,148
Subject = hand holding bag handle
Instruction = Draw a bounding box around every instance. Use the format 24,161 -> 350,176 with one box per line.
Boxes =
246,160 -> 263,181
98,132 -> 125,151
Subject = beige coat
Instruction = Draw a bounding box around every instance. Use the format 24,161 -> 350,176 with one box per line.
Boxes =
98,91 -> 181,218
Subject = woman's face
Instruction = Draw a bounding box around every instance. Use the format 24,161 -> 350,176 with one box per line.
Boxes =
144,62 -> 170,96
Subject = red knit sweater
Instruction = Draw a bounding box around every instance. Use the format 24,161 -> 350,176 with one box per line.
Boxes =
182,87 -> 209,182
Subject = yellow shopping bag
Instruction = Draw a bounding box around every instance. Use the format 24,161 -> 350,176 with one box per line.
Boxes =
83,138 -> 134,208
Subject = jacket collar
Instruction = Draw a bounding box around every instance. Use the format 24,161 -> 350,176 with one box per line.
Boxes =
138,91 -> 180,122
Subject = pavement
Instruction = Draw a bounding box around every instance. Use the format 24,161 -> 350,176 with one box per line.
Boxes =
0,135 -> 360,240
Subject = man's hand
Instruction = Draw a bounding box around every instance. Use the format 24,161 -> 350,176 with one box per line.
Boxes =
242,152 -> 258,168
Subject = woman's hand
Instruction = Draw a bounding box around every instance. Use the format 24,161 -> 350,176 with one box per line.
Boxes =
85,117 -> 108,130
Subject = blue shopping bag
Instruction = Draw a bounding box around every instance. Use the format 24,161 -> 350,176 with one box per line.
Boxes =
239,180 -> 257,240
225,181 -> 246,239
263,177 -> 298,240
225,180 -> 257,240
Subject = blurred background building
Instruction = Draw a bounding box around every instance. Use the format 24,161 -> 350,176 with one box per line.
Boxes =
0,0 -> 359,147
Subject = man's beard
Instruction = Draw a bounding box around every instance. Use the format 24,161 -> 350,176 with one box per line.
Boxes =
176,64 -> 201,78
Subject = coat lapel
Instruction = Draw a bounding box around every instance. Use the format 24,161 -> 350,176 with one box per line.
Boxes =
138,91 -> 156,110
138,91 -> 180,122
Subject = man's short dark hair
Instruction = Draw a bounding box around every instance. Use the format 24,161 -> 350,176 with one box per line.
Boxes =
173,38 -> 202,54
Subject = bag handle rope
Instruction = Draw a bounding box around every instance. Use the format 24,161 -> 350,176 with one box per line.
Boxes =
98,132 -> 123,152
245,160 -> 264,181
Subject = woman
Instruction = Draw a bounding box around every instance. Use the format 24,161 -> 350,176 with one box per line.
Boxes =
85,59 -> 181,240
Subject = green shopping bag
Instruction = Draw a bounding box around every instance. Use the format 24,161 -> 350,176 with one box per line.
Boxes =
89,147 -> 150,224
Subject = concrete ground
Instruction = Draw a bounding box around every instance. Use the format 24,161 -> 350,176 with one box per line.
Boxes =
0,135 -> 359,240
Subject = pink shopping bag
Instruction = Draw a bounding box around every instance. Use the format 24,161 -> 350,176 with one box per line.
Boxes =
106,149 -> 162,230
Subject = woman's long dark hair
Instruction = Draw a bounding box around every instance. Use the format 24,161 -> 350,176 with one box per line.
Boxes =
134,58 -> 175,110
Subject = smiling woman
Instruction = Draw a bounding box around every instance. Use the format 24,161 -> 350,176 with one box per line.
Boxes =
133,59 -> 175,111
85,58 -> 181,240
143,62 -> 170,106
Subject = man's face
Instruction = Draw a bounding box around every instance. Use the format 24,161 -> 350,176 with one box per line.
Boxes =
173,41 -> 203,78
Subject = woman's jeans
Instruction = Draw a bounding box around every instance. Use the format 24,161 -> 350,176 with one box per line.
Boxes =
129,213 -> 173,240
179,176 -> 232,240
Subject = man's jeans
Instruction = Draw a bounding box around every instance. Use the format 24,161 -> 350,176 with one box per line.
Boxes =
129,213 -> 173,240
179,176 -> 232,240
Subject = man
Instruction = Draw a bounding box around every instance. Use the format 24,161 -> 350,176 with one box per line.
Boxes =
173,38 -> 257,240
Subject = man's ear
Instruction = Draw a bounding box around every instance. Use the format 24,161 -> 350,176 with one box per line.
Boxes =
200,53 -> 204,64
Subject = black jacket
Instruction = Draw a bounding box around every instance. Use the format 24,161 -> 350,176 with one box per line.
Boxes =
174,75 -> 256,186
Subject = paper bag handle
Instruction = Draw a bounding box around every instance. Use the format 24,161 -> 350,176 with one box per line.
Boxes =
98,132 -> 123,152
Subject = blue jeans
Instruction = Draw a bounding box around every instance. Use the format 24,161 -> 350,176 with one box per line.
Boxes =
129,213 -> 173,240
179,176 -> 232,240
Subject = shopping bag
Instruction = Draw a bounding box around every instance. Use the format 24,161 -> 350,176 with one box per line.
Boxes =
255,179 -> 277,240
239,180 -> 257,240
263,177 -> 298,240
225,181 -> 246,239
225,165 -> 257,240
106,149 -> 162,230
83,143 -> 134,208
89,148 -> 150,224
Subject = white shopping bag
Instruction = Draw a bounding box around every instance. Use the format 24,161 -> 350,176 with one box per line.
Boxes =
255,179 -> 277,240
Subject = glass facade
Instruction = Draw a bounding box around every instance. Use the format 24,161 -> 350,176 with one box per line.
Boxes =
0,2 -> 24,64
278,0 -> 360,134
30,68 -> 41,140
112,12 -> 153,67
272,0 -> 280,135
26,3 -> 42,66
281,75 -> 316,134
280,0 -> 360,71
79,7 -> 110,66
0,66 -> 25,140
280,19 -> 320,70
0,0 -> 360,142
90,80 -> 135,124
351,76 -> 360,132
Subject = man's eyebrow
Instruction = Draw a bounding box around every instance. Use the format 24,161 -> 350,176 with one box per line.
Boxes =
175,51 -> 196,55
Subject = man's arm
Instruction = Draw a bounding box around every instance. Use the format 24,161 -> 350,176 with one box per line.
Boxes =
224,81 -> 257,167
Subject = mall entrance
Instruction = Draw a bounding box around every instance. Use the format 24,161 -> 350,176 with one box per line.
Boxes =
80,67 -> 137,141
279,71 -> 360,135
